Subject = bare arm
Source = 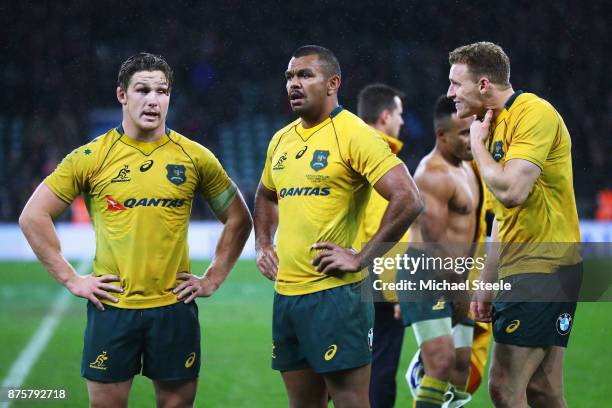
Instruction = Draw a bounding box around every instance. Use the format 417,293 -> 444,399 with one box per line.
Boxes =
175,191 -> 253,302
19,183 -> 122,310
471,111 -> 541,208
253,182 -> 279,280
312,164 -> 423,274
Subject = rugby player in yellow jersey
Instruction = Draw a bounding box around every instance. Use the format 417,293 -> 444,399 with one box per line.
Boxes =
447,42 -> 581,407
400,95 -> 491,408
19,53 -> 252,408
353,83 -> 408,408
254,45 -> 423,408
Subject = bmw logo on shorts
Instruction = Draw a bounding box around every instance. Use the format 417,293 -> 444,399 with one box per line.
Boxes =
556,313 -> 572,335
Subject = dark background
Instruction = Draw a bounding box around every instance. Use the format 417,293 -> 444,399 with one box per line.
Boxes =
1,0 -> 609,221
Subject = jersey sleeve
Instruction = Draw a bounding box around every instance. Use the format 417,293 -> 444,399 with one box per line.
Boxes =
348,127 -> 403,186
44,147 -> 91,204
260,132 -> 280,191
196,146 -> 236,214
505,104 -> 558,170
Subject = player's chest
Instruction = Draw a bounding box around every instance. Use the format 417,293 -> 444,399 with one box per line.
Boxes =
90,151 -> 197,199
449,164 -> 480,215
270,136 -> 353,188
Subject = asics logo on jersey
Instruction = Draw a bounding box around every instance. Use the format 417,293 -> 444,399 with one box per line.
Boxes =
111,165 -> 131,183
140,160 -> 154,172
505,320 -> 521,334
324,344 -> 338,361
278,187 -> 330,198
295,146 -> 308,159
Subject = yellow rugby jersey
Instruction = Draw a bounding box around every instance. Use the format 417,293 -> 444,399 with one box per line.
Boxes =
486,92 -> 581,277
261,107 -> 403,295
45,125 -> 235,308
354,131 -> 408,302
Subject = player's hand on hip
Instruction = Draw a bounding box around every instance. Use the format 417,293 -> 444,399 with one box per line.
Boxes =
311,242 -> 363,274
65,274 -> 123,311
256,244 -> 279,281
470,288 -> 493,322
174,272 -> 217,303
470,109 -> 493,147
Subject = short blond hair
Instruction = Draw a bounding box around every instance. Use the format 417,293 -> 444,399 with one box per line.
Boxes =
449,42 -> 510,86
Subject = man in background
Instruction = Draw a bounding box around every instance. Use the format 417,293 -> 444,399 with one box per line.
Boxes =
354,83 -> 409,408
399,95 -> 489,407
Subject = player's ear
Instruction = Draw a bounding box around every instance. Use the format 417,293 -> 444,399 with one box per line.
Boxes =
478,77 -> 490,94
380,109 -> 391,125
327,74 -> 340,96
117,86 -> 127,105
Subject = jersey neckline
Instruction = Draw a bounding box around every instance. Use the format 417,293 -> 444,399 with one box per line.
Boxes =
115,124 -> 171,155
295,106 -> 344,140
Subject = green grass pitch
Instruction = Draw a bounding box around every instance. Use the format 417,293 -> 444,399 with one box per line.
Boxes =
0,260 -> 609,407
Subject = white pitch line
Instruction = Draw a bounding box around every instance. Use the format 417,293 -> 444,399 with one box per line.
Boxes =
1,260 -> 91,408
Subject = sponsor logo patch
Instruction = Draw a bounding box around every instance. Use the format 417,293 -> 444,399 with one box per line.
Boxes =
106,195 -> 127,211
278,186 -> 330,198
106,196 -> 185,210
556,313 -> 572,335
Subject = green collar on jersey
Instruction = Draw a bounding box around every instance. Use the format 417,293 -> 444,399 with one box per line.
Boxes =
504,90 -> 523,110
330,105 -> 343,118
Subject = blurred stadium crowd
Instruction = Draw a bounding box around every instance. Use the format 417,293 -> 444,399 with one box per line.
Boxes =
1,0 -> 609,221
